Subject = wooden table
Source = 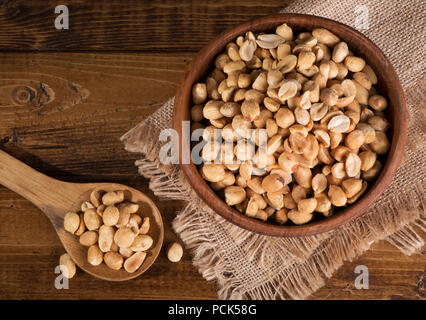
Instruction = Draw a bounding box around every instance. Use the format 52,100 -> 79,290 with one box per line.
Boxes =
0,0 -> 424,300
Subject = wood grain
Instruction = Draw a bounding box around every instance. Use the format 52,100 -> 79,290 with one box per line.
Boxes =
0,0 -> 289,52
0,0 -> 423,300
0,149 -> 165,282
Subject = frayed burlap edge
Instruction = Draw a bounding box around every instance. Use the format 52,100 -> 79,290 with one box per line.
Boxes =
121,91 -> 425,299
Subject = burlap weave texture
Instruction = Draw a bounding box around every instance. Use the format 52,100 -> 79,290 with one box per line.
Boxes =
121,0 -> 425,299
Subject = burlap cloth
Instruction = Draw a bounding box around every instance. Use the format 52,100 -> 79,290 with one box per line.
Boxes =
121,0 -> 425,299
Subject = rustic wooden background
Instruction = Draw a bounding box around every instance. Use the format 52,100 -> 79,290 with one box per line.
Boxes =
0,0 -> 424,300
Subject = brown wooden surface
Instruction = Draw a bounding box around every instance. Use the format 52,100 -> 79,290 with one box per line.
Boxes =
0,0 -> 424,300
0,149 -> 165,282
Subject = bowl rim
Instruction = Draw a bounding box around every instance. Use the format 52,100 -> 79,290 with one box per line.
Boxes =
173,14 -> 407,237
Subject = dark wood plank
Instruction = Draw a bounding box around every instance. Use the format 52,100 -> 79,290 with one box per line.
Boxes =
0,51 -> 219,299
0,0 -> 292,52
0,0 -> 423,299
0,52 -> 186,178
312,241 -> 425,300
0,188 -> 218,299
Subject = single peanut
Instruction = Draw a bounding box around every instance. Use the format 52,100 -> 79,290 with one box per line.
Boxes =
87,245 -> 103,266
102,191 -> 124,206
102,205 -> 120,226
130,235 -> 153,252
79,230 -> 98,247
64,212 -> 80,234
114,227 -> 136,248
98,225 -> 115,252
83,209 -> 102,231
59,253 -> 76,279
167,242 -> 184,263
124,252 -> 147,273
104,252 -> 123,270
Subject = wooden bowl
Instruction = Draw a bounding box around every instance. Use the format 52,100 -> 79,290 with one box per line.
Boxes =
173,14 -> 407,237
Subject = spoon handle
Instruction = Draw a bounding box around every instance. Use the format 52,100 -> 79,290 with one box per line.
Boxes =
0,149 -> 73,214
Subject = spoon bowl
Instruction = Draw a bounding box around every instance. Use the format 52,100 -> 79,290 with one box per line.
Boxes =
0,150 -> 164,281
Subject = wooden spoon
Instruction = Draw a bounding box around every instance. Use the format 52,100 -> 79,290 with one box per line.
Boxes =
0,149 -> 164,281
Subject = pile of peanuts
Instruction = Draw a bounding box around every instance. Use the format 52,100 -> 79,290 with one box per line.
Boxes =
191,24 -> 390,225
63,189 -> 153,273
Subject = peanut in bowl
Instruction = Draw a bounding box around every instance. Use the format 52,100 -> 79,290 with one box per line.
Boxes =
173,14 -> 407,237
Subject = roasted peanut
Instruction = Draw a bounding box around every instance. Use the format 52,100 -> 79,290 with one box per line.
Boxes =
369,131 -> 390,154
291,185 -> 308,203
356,123 -> 376,144
246,177 -> 266,197
266,192 -> 284,210
328,185 -> 347,207
353,72 -> 372,90
102,191 -> 124,206
203,100 -> 224,120
102,205 -> 120,226
167,242 -> 184,263
332,42 -> 349,63
83,209 -> 102,231
344,56 -> 365,72
119,247 -> 134,258
315,193 -> 332,213
130,235 -> 153,252
362,160 -> 382,181
74,213 -> 86,236
114,227 -> 136,248
64,212 -> 80,234
262,174 -> 285,193
310,103 -> 328,121
224,186 -> 246,206
288,209 -> 313,225
110,242 -> 119,252
124,252 -> 147,273
275,107 -> 295,128
201,163 -> 226,182
278,79 -> 298,100
256,34 -> 286,49
206,77 -> 220,100
79,230 -> 98,247
104,252 -> 123,270
275,208 -> 289,224
312,173 -> 327,194
87,245 -> 103,266
138,217 -> 150,235
90,190 -> 103,208
278,152 -> 299,173
59,253 -> 76,279
81,201 -> 94,213
368,116 -> 390,132
342,178 -> 363,198
127,214 -> 142,234
359,151 -> 377,171
232,114 -> 253,138
345,153 -> 361,177
297,51 -> 316,70
293,166 -> 312,189
98,225 -> 114,252
347,181 -> 368,204
297,198 -> 317,214
345,130 -> 365,149
368,95 -> 387,111
245,197 -> 259,217
328,115 -> 350,133
241,100 -> 260,122
276,24 -> 293,41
